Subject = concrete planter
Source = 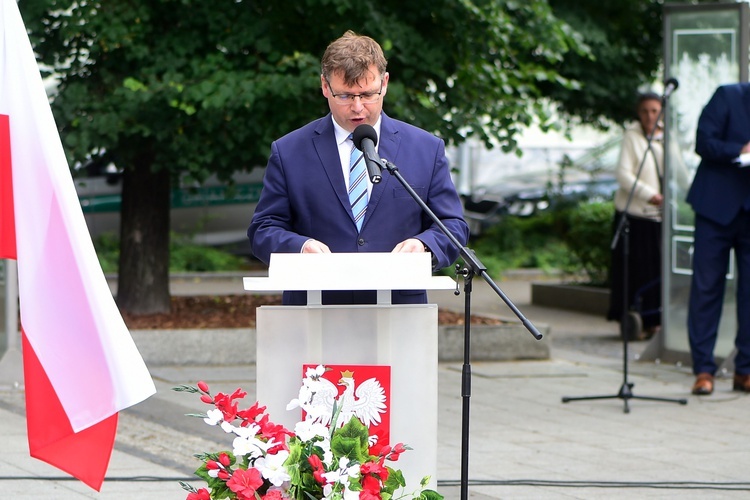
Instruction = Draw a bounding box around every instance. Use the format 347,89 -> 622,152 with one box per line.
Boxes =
438,323 -> 550,361
131,328 -> 256,366
131,324 -> 550,366
531,282 -> 610,316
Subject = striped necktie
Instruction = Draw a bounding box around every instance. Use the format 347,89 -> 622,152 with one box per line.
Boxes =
348,136 -> 368,231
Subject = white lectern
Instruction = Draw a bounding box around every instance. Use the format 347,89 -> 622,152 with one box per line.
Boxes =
244,253 -> 455,490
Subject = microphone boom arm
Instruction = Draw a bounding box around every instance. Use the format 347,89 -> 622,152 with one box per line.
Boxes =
379,157 -> 542,340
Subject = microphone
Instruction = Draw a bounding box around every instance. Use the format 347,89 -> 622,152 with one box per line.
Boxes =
352,124 -> 383,184
663,77 -> 679,100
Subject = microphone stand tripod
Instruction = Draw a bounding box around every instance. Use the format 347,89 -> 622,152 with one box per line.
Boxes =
378,158 -> 543,500
561,93 -> 687,413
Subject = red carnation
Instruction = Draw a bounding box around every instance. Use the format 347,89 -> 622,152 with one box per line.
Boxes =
360,474 -> 383,499
186,488 -> 210,500
308,454 -> 326,484
226,467 -> 264,499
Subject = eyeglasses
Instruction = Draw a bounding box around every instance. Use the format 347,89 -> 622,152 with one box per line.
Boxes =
325,77 -> 384,105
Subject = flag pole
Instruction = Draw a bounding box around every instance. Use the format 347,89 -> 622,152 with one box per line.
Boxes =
0,259 -> 22,389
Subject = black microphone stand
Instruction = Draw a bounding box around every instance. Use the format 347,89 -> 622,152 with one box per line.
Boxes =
561,92 -> 687,413
378,157 -> 543,500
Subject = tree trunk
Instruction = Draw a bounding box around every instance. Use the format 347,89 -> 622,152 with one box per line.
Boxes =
116,160 -> 171,314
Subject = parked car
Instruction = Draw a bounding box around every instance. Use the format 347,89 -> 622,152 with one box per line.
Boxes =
75,164 -> 265,247
459,136 -> 621,236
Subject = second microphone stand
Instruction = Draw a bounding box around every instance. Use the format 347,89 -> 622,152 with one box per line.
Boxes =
561,93 -> 687,413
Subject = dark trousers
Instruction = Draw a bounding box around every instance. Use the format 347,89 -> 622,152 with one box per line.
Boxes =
688,211 -> 750,375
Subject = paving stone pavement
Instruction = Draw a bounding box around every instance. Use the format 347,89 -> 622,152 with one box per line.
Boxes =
1,274 -> 750,499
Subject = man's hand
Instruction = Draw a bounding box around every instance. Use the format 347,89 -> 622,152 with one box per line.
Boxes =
301,239 -> 331,253
742,141 -> 750,154
392,238 -> 427,253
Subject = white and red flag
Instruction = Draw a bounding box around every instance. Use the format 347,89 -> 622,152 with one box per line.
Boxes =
0,0 -> 156,490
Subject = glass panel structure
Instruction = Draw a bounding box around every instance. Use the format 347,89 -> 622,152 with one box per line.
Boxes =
663,3 -> 749,362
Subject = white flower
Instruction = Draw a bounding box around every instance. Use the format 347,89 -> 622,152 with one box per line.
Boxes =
232,435 -> 263,458
305,364 -> 326,379
321,457 -> 360,490
294,420 -> 329,442
344,462 -> 360,479
287,383 -> 314,410
232,426 -> 275,459
322,480 -> 360,500
322,469 -> 344,485
203,408 -> 224,426
343,487 -> 360,500
233,423 -> 261,438
322,448 -> 334,466
255,450 -> 291,486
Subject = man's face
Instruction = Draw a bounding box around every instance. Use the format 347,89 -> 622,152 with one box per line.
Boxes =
321,65 -> 389,133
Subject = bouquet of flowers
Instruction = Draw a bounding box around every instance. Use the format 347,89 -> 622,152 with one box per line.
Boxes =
174,364 -> 443,500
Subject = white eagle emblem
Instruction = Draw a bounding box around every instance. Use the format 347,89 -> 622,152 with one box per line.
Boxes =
310,370 -> 387,429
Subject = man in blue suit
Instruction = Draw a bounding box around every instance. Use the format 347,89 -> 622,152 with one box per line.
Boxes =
248,31 -> 469,305
687,82 -> 750,395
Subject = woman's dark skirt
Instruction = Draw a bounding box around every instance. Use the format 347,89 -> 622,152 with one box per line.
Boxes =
607,211 -> 662,330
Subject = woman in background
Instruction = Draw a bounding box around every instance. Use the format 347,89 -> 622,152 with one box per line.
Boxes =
607,92 -> 664,340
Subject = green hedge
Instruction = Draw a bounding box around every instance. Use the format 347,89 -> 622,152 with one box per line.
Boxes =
471,200 -> 614,285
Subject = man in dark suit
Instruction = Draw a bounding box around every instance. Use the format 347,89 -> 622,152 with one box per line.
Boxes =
687,82 -> 750,395
248,31 -> 469,305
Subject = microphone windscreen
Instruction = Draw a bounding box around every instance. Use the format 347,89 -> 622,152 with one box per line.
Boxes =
352,124 -> 378,150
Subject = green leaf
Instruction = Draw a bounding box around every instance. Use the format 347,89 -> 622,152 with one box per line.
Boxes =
123,77 -> 148,92
419,490 -> 445,500
171,384 -> 199,393
382,467 -> 406,493
330,417 -> 371,464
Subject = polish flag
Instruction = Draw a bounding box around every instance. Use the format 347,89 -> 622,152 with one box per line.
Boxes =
0,0 -> 156,490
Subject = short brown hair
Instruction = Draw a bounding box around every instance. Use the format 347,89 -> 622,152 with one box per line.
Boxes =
636,91 -> 661,114
321,30 -> 387,86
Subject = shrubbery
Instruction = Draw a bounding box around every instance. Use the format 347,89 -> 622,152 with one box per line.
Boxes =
93,200 -> 616,283
471,200 -> 614,286
563,201 -> 614,285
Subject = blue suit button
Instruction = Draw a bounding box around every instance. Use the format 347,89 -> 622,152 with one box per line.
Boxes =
358,238 -> 365,246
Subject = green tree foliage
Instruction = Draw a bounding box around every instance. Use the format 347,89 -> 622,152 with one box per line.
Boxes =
546,0 -> 723,126
17,0 -> 669,312
544,0 -> 664,127
20,0 -> 585,173
18,0 -> 586,313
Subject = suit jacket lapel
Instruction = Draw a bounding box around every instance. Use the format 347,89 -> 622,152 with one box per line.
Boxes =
363,114 -> 400,227
312,115 -> 353,221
